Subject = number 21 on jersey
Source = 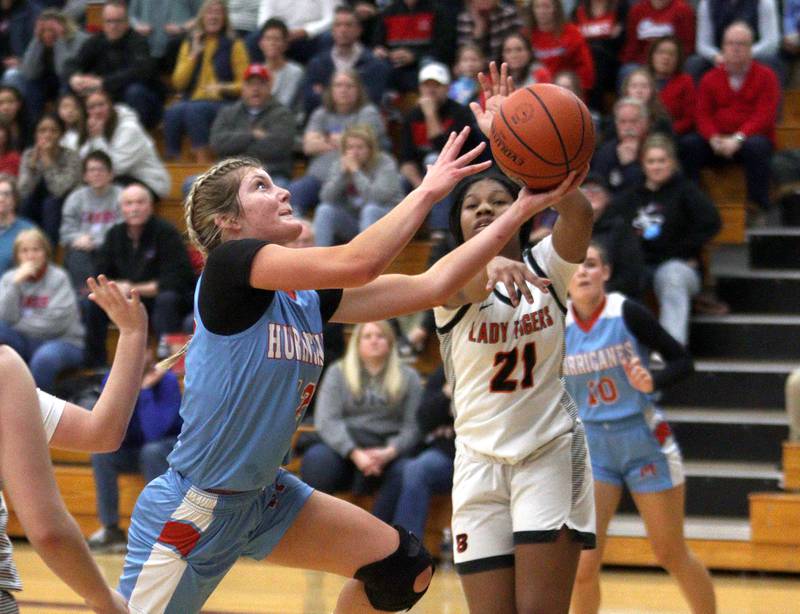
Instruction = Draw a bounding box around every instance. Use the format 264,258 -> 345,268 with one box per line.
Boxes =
490,342 -> 536,393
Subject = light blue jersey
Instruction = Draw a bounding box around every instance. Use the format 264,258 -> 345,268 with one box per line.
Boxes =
168,284 -> 325,491
564,292 -> 653,423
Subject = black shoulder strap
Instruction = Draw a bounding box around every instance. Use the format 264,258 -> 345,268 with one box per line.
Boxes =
524,247 -> 567,315
436,304 -> 472,334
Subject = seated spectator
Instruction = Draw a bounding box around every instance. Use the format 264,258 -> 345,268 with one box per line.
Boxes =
254,0 -> 336,64
66,0 -> 164,129
609,134 -> 721,345
18,114 -> 82,246
386,364 -> 454,542
257,18 -> 305,112
128,0 -> 197,72
529,0 -> 595,93
301,320 -> 422,525
302,5 -> 389,115
87,342 -> 182,553
19,9 -> 90,119
787,368 -> 800,442
0,0 -> 39,93
686,0 -> 781,84
696,21 -> 779,215
289,69 -> 388,216
0,228 -> 85,392
620,67 -> 674,136
83,184 -> 195,367
0,85 -> 32,150
620,0 -> 695,83
591,96 -> 649,194
57,92 -> 87,152
314,124 -> 404,247
782,0 -> 800,65
0,122 -> 20,176
456,0 -> 523,64
226,0 -> 261,40
553,70 -> 602,134
209,64 -> 296,185
59,150 -> 122,292
165,0 -> 249,163
449,44 -> 487,107
582,172 -> 645,299
399,62 -> 484,232
572,0 -> 627,109
78,89 -> 171,200
372,0 -> 451,94
501,33 -> 551,89
0,174 -> 34,274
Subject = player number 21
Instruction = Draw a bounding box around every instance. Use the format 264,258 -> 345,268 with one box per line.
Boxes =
490,342 -> 536,392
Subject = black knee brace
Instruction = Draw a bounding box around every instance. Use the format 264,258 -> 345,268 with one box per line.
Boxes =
354,526 -> 434,612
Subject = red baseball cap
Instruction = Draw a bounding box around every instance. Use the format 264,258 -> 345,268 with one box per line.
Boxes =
243,64 -> 271,81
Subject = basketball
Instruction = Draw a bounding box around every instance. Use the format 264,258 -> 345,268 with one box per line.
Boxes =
489,83 -> 595,191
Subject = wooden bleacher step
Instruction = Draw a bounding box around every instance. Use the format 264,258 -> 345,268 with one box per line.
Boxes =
749,491 -> 800,546
699,167 -> 746,244
782,441 -> 800,491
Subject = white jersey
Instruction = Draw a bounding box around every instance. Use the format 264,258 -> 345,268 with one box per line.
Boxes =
434,236 -> 580,464
0,390 -> 66,592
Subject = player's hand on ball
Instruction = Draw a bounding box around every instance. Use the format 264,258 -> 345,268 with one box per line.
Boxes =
486,256 -> 550,306
623,356 -> 654,393
470,61 -> 515,138
512,166 -> 587,220
419,126 -> 491,202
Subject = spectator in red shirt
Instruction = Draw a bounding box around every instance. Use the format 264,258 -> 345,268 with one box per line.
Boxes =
0,123 -> 20,177
647,36 -> 706,181
572,0 -> 627,109
696,21 -> 779,213
620,0 -> 695,83
530,0 -> 595,93
501,32 -> 552,89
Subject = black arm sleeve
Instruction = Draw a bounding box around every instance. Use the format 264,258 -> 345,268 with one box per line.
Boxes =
198,239 -> 275,335
317,288 -> 343,324
622,299 -> 694,390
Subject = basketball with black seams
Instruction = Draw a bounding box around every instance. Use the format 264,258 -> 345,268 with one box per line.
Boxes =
490,84 -> 595,191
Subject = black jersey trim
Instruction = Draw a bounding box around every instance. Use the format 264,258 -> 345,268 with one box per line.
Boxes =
514,528 -> 597,550
455,554 -> 514,575
492,287 -> 521,306
524,248 -> 567,315
436,303 -> 472,334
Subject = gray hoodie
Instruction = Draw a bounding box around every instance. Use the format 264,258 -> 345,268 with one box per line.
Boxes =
0,264 -> 85,348
59,184 -> 123,248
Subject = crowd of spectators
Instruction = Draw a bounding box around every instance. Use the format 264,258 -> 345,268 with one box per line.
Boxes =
2,0 -> 798,552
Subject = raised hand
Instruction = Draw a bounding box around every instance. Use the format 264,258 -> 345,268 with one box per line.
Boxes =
87,275 -> 147,336
486,256 -> 550,307
418,126 -> 491,202
469,61 -> 515,138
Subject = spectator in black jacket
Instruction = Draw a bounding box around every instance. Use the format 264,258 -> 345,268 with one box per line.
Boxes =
583,172 -> 646,299
386,364 -> 455,541
372,0 -> 454,93
399,61 -> 485,233
66,0 -> 163,128
608,134 -> 721,345
84,183 -> 195,366
302,5 -> 389,115
591,96 -> 649,194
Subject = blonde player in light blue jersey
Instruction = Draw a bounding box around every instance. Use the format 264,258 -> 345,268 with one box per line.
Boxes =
565,243 -> 716,614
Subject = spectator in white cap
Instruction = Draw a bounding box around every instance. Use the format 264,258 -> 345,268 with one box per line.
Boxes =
398,61 -> 486,234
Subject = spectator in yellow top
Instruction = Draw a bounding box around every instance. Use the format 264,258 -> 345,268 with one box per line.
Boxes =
165,0 -> 249,162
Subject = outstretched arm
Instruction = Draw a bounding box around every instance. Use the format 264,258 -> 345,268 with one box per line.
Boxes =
249,127 -> 492,291
49,276 -> 148,452
0,348 -> 127,613
331,173 -> 584,323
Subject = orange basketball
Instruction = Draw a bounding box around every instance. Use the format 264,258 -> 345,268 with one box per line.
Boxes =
489,83 -> 595,191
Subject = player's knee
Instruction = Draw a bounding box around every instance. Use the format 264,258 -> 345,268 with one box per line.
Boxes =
354,526 -> 434,611
574,552 -> 601,586
652,542 -> 688,571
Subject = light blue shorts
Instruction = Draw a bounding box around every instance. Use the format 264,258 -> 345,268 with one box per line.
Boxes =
584,409 -> 684,493
119,468 -> 312,614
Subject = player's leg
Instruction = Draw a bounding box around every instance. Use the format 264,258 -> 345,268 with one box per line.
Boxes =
633,486 -> 717,614
266,489 -> 433,613
571,480 -> 623,614
459,567 -> 516,614
512,427 -> 596,614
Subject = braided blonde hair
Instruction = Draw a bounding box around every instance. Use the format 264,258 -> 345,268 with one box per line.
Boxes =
158,156 -> 262,370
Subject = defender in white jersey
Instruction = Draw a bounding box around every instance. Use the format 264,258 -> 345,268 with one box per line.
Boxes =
0,276 -> 146,614
433,167 -> 595,614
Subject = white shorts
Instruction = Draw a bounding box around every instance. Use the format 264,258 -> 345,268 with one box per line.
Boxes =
451,425 -> 596,574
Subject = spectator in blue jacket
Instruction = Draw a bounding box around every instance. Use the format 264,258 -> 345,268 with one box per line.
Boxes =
302,5 -> 389,115
87,342 -> 183,553
0,0 -> 41,94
